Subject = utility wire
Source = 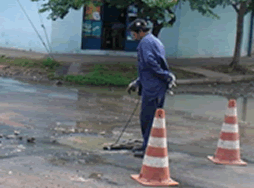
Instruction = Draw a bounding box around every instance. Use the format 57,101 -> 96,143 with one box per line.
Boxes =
114,97 -> 141,145
16,0 -> 54,60
36,1 -> 53,55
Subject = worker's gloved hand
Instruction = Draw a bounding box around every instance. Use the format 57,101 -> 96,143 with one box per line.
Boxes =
167,72 -> 176,95
127,79 -> 138,95
168,72 -> 176,88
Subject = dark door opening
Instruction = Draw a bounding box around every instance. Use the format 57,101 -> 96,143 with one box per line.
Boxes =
102,3 -> 126,50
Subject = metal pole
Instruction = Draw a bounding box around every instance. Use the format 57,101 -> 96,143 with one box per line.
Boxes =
248,9 -> 254,57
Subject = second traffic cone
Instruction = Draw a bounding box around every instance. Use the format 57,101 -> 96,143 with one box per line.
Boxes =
207,99 -> 247,165
131,109 -> 179,186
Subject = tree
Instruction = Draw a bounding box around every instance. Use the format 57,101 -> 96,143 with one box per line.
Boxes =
31,0 -> 178,37
181,0 -> 254,68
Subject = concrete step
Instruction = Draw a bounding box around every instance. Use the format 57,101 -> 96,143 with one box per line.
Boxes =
55,65 -> 70,76
67,62 -> 82,75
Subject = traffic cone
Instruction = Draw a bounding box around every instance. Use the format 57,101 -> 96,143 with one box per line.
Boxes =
207,99 -> 247,165
131,109 -> 179,186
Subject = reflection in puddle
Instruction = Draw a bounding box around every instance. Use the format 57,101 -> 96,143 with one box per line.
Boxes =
57,135 -> 115,151
242,97 -> 247,122
48,93 -> 77,100
3,76 -> 254,150
165,94 -> 254,123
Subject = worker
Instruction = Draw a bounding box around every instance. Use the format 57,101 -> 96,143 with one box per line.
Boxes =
126,18 -> 176,158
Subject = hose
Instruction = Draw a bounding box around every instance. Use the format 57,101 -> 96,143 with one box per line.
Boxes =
104,87 -> 174,150
103,96 -> 141,150
114,96 -> 141,145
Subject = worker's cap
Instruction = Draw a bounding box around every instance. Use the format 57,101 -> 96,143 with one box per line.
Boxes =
127,18 -> 151,32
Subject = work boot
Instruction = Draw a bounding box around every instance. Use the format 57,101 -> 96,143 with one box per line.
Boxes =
134,150 -> 144,158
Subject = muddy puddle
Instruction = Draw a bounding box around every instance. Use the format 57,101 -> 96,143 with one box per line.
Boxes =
57,135 -> 115,151
49,86 -> 254,154
1,77 -> 254,165
166,94 -> 254,123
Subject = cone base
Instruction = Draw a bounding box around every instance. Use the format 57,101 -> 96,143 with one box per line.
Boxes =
207,156 -> 247,166
131,174 -> 179,187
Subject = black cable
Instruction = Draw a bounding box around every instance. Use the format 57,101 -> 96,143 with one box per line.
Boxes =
114,96 -> 141,145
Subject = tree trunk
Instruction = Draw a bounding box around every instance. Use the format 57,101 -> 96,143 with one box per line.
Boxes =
230,2 -> 249,68
151,22 -> 164,37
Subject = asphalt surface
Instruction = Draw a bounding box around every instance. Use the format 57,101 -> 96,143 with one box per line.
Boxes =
0,75 -> 253,187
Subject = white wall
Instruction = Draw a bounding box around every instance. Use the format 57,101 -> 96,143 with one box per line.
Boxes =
0,1 -> 251,58
49,1 -> 252,58
243,12 -> 251,56
171,1 -> 251,58
51,8 -> 83,53
158,4 -> 182,58
251,17 -> 254,54
0,0 -> 52,53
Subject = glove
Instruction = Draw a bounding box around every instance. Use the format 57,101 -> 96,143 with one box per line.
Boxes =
126,80 -> 138,95
168,72 -> 176,88
167,72 -> 176,95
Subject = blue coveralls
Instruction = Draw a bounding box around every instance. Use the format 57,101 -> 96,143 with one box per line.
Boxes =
135,33 -> 173,151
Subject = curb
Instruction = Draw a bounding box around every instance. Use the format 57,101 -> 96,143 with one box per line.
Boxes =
177,75 -> 254,85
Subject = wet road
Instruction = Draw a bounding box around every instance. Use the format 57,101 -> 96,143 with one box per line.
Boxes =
0,77 -> 254,187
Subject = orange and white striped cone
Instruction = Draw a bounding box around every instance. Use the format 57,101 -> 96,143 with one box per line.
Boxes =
207,99 -> 247,165
131,109 -> 179,186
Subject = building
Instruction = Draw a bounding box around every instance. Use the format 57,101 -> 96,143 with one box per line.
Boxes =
80,2 -> 140,52
1,0 -> 254,58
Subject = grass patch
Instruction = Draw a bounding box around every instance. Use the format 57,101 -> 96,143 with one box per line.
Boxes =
0,55 -> 206,86
63,63 -> 204,86
0,56 -> 60,71
41,58 -> 60,70
64,63 -> 138,87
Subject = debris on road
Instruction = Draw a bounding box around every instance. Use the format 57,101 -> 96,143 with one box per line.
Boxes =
5,135 -> 16,139
14,130 -> 20,135
27,137 -> 35,143
55,80 -> 63,86
70,176 -> 93,182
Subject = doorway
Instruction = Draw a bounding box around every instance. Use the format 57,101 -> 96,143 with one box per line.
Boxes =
102,3 -> 126,50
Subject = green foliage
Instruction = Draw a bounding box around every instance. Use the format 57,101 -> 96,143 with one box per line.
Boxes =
31,0 -> 254,29
181,0 -> 253,19
247,0 -> 254,12
142,0 -> 177,9
32,0 -> 177,33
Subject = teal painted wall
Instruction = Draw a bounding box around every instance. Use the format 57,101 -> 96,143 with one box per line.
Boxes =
158,4 -> 181,57
172,1 -> 251,58
0,0 -> 51,52
51,8 -> 83,53
0,1 -> 252,58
